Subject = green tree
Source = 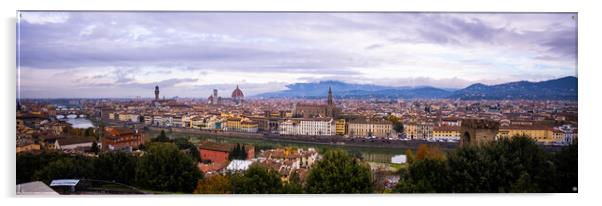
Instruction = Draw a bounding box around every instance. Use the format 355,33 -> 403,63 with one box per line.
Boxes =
228,143 -> 248,160
84,127 -> 94,137
194,175 -> 232,194
553,142 -> 578,192
388,115 -> 400,123
90,141 -> 100,154
348,149 -> 364,160
241,145 -> 247,159
228,144 -> 239,160
17,150 -> 66,184
510,171 -> 538,192
395,136 -> 563,193
393,122 -> 404,134
138,143 -> 146,151
281,172 -> 304,194
305,149 -> 373,193
94,151 -> 137,185
174,138 -> 200,162
33,156 -> 95,184
388,115 -> 404,134
231,164 -> 282,194
153,130 -> 170,142
135,143 -> 202,193
395,159 -> 449,193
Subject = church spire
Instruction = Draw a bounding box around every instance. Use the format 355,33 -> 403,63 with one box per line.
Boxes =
327,86 -> 333,106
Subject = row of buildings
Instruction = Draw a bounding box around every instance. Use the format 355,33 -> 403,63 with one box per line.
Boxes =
106,106 -> 577,143
16,110 -> 144,154
17,85 -> 577,155
101,86 -> 577,143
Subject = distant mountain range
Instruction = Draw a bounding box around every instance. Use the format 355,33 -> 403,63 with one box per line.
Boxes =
450,76 -> 577,100
254,76 -> 577,100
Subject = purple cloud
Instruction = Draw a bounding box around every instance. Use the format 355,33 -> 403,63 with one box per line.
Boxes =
17,12 -> 577,98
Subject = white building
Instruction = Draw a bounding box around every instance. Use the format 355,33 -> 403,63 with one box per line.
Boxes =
108,112 -> 116,120
556,124 -> 577,144
172,116 -> 183,128
143,115 -> 153,125
391,154 -> 407,164
279,120 -> 299,135
116,113 -> 139,123
152,116 -> 163,126
279,118 -> 334,136
117,112 -> 129,122
55,137 -> 98,150
226,160 -> 253,172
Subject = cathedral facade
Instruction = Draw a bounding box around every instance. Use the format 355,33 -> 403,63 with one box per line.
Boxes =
293,87 -> 339,118
208,85 -> 245,105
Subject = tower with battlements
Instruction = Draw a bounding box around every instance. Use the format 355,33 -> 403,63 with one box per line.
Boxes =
154,85 -> 159,101
460,119 -> 500,145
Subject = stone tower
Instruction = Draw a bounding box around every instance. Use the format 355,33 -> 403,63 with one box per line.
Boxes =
327,87 -> 335,117
460,119 -> 500,146
154,85 -> 159,101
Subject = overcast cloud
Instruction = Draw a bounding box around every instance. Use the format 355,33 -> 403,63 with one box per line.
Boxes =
17,12 -> 577,98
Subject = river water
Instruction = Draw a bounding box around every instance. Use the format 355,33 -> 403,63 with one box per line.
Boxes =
150,129 -> 404,164
65,118 -> 95,129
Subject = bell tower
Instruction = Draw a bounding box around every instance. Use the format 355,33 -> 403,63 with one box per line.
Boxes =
154,85 -> 160,101
327,86 -> 333,106
327,86 -> 335,117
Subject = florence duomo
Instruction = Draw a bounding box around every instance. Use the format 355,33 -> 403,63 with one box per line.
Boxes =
208,85 -> 245,106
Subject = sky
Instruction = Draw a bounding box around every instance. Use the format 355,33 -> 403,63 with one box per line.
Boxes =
17,12 -> 577,98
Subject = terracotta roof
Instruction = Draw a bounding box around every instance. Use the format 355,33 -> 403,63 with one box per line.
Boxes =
16,138 -> 37,147
57,136 -> 96,146
499,125 -> 553,130
106,127 -> 135,136
348,119 -> 392,124
231,85 -> 244,98
433,126 -> 461,131
198,162 -> 229,173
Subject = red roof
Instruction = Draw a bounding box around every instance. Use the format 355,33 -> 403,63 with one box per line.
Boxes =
499,125 -> 553,130
231,85 -> 244,98
433,126 -> 461,131
198,162 -> 229,173
105,127 -> 135,136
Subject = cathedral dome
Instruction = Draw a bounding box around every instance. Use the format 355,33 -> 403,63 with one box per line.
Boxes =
231,85 -> 244,99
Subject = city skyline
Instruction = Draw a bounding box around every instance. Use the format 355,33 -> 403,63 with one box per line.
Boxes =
17,12 -> 577,98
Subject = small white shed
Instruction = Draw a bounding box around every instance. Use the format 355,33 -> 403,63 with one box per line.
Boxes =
391,154 -> 407,164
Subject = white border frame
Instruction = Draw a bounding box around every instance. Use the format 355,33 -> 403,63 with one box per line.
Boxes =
3,1 -> 600,206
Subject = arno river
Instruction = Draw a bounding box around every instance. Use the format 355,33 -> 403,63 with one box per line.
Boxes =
66,118 -> 94,129
144,128 -> 409,163
57,114 -> 95,129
